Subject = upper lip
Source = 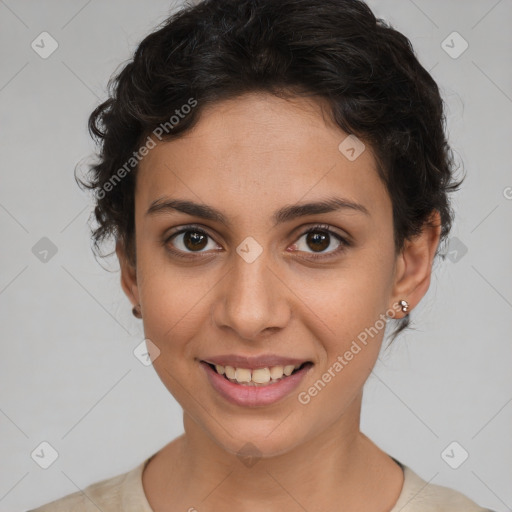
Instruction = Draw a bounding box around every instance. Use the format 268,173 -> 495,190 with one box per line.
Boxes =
201,354 -> 312,369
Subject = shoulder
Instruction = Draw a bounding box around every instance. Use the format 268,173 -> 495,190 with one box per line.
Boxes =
392,462 -> 496,512
27,459 -> 152,512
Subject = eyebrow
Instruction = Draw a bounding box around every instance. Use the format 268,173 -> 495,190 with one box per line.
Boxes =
146,196 -> 370,227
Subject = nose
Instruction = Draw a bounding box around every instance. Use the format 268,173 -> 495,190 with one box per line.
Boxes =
211,246 -> 291,341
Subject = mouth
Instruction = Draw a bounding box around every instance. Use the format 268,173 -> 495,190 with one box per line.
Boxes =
200,360 -> 313,387
200,358 -> 314,407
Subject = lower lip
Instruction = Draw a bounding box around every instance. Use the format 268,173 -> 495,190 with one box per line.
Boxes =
200,362 -> 313,407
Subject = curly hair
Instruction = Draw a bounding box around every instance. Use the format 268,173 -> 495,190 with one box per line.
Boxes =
77,0 -> 464,342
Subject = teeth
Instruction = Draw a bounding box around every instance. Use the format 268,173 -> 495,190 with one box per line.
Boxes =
225,365 -> 236,379
283,365 -> 295,376
212,363 -> 304,385
252,367 -> 271,384
234,368 -> 251,382
269,366 -> 285,380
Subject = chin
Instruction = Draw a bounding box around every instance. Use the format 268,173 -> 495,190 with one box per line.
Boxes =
205,418 -> 311,462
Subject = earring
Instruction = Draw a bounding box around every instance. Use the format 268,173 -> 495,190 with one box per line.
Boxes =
132,304 -> 142,319
399,299 -> 409,313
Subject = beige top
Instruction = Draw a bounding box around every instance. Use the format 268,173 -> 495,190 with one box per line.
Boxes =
29,457 -> 494,511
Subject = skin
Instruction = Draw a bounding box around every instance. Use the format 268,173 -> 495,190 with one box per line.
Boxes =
117,92 -> 441,512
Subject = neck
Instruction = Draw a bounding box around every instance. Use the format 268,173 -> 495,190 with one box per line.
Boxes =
143,393 -> 404,511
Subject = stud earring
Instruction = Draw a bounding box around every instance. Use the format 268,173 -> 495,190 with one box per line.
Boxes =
399,299 -> 409,313
132,304 -> 142,319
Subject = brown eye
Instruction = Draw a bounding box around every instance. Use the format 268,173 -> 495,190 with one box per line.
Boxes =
305,231 -> 330,252
166,227 -> 219,255
292,224 -> 350,259
182,231 -> 208,251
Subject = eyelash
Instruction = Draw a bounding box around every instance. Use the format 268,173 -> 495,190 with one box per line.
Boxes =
163,223 -> 351,261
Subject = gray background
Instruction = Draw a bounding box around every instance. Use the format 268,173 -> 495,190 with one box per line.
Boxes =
1,0 -> 511,510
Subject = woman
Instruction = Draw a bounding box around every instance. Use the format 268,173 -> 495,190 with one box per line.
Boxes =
30,0 -> 496,510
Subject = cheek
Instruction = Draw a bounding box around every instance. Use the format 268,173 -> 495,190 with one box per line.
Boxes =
298,283 -> 389,414
141,284 -> 207,354
316,294 -> 386,380
301,253 -> 392,335
299,257 -> 394,387
136,259 -> 205,354
138,268 -> 208,400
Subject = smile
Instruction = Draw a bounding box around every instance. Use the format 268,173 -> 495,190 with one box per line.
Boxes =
204,362 -> 309,386
200,359 -> 314,407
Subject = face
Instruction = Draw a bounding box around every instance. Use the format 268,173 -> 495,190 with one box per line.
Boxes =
118,92 -> 436,458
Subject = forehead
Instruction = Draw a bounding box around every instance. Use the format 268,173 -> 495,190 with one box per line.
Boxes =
136,93 -> 390,221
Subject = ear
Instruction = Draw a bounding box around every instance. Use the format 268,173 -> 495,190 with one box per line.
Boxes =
390,210 -> 442,317
116,240 -> 140,308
